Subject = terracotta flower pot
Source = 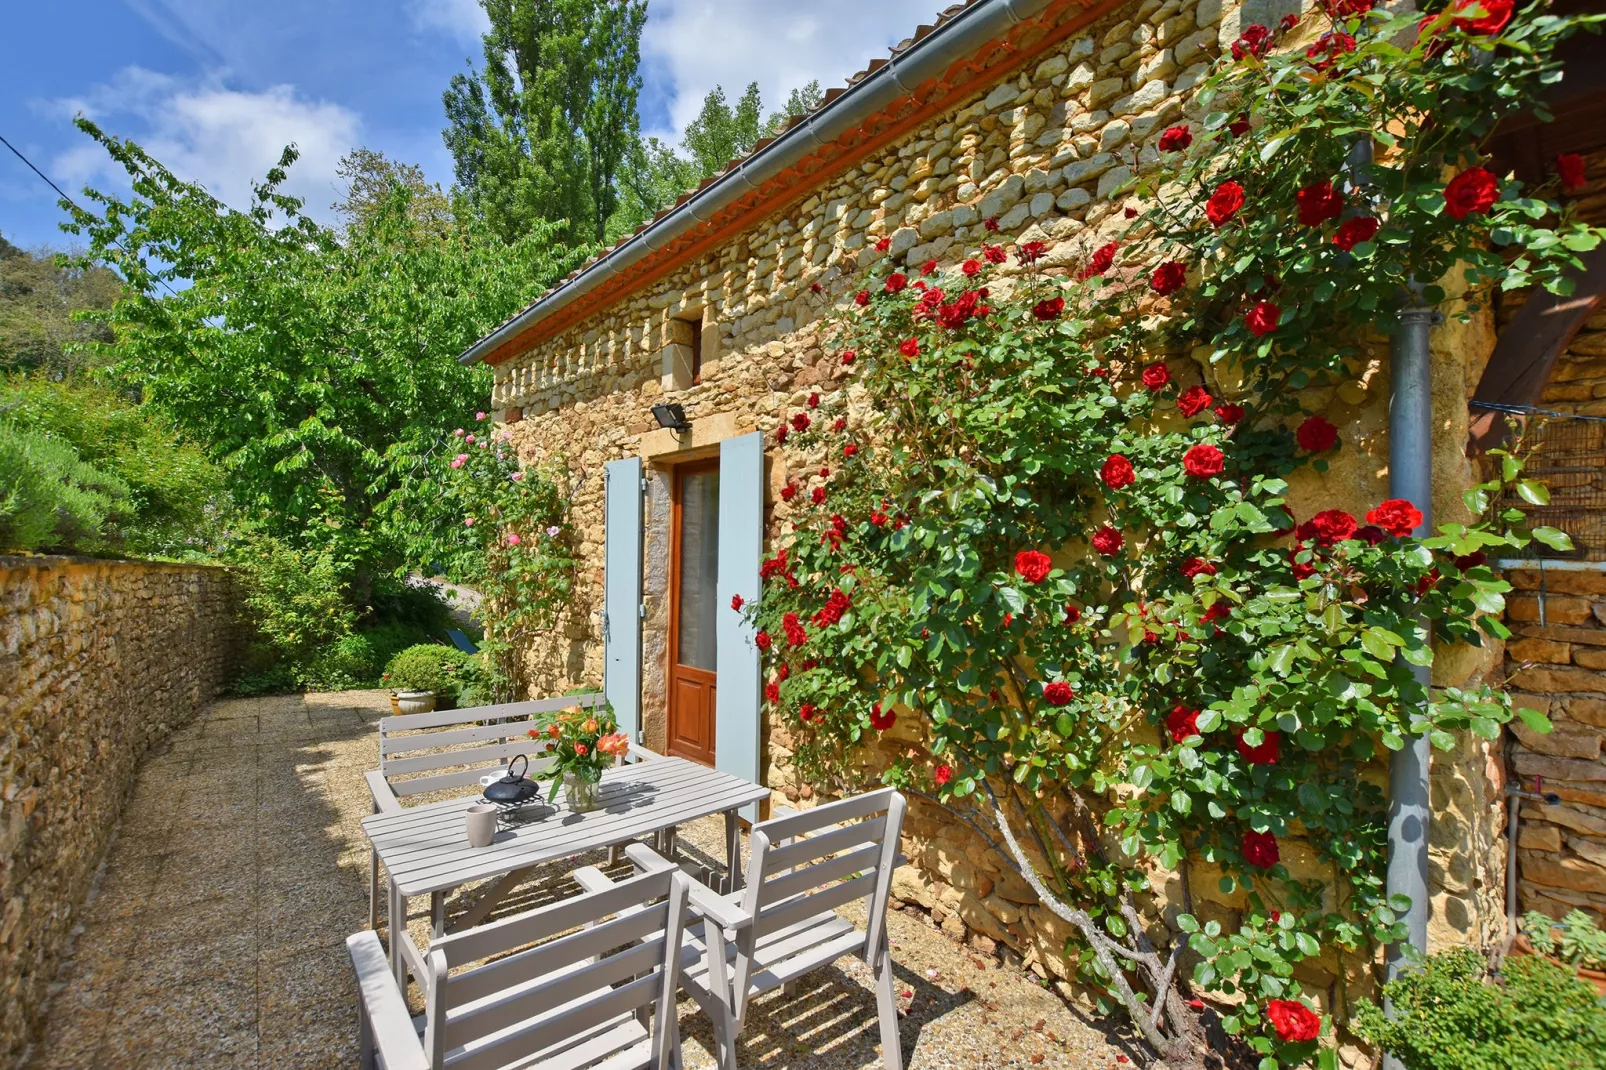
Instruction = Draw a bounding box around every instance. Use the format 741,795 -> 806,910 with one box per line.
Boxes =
1511,934 -> 1606,996
388,692 -> 402,715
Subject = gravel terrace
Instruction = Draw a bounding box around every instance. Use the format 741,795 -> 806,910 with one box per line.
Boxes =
24,691 -> 1139,1069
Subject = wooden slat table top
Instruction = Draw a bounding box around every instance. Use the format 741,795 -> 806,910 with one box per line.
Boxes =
362,757 -> 771,897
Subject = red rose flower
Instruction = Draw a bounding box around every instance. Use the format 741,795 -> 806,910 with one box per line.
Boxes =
810,282 -> 822,294
1033,296 -> 1066,321
1295,415 -> 1338,452
1307,508 -> 1357,546
811,486 -> 826,505
1558,153 -> 1587,192
1444,167 -> 1499,220
984,244 -> 1008,264
1214,402 -> 1245,424
1017,241 -> 1048,264
1228,116 -> 1251,138
1078,242 -> 1118,281
1064,604 -> 1081,624
1150,260 -> 1187,296
1101,454 -> 1136,489
1043,681 -> 1075,707
1452,0 -> 1513,34
731,594 -> 744,611
885,273 -> 908,294
1142,362 -> 1172,391
780,483 -> 796,501
1231,23 -> 1272,59
844,443 -> 858,458
1183,443 -> 1225,479
870,703 -> 896,731
855,289 -> 870,306
875,236 -> 892,252
756,630 -> 772,650
934,764 -> 953,786
1296,180 -> 1345,226
1355,524 -> 1388,545
791,412 -> 811,432
1202,601 -> 1231,624
1290,549 -> 1316,581
1245,301 -> 1282,337
1305,30 -> 1356,71
1236,728 -> 1281,765
920,259 -> 938,276
1366,498 -> 1423,538
798,703 -> 817,723
1091,526 -> 1124,555
1279,12 -> 1299,30
899,337 -> 920,358
962,258 -> 982,276
807,391 -> 820,409
1166,705 -> 1201,743
1333,216 -> 1379,251
1266,1000 -> 1321,1043
764,681 -> 780,703
1177,385 -> 1213,417
1158,124 -> 1192,152
1206,181 -> 1246,228
841,349 -> 856,365
1242,830 -> 1280,868
832,417 -> 846,432
984,216 -> 1000,231
1014,549 -> 1053,584
1180,557 -> 1217,579
776,425 -> 789,444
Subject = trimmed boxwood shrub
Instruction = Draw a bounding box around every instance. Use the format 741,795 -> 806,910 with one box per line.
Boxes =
384,644 -> 474,698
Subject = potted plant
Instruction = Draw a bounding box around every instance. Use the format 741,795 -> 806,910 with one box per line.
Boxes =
1518,910 -> 1606,996
527,703 -> 628,813
383,644 -> 465,714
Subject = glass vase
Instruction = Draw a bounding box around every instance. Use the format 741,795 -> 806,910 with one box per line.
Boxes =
563,771 -> 600,813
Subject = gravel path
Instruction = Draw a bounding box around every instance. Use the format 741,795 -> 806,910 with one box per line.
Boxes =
24,690 -> 1136,1068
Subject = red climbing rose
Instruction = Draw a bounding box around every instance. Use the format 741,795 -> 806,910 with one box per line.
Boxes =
1306,509 -> 1358,546
1236,728 -> 1281,765
1266,1000 -> 1321,1042
1033,296 -> 1066,321
1214,402 -> 1245,424
1451,0 -> 1513,34
1243,830 -> 1280,869
1078,242 -> 1118,281
1150,260 -> 1187,296
1444,167 -> 1499,220
1158,124 -> 1192,152
1245,301 -> 1282,336
1305,30 -> 1356,71
1206,181 -> 1246,227
1333,216 -> 1379,251
1166,705 -> 1201,743
1296,415 -> 1338,452
855,289 -> 870,306
1101,454 -> 1136,489
1142,362 -> 1172,391
730,594 -> 744,611
1228,116 -> 1251,138
1558,153 -> 1587,192
870,703 -> 896,731
934,764 -> 953,786
1180,557 -> 1217,579
1017,241 -> 1048,264
1091,526 -> 1123,555
885,272 -> 908,294
1177,385 -> 1213,417
755,630 -> 772,650
1366,499 -> 1423,538
899,337 -> 920,358
1231,23 -> 1272,59
1014,550 -> 1053,584
1043,681 -> 1075,707
1296,180 -> 1345,226
1183,444 -> 1225,478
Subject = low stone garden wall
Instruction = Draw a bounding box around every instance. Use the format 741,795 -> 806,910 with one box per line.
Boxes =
0,555 -> 242,1064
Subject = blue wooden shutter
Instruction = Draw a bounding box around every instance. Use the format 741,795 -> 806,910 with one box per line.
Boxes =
716,432 -> 764,815
603,457 -> 643,739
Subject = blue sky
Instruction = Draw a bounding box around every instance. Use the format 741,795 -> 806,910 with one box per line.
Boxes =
1,0 -> 950,251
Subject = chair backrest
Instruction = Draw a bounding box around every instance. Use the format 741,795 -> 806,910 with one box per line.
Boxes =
740,788 -> 906,962
379,692 -> 606,799
422,866 -> 690,1070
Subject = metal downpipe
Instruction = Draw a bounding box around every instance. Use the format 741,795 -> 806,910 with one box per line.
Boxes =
1382,303 -> 1436,1070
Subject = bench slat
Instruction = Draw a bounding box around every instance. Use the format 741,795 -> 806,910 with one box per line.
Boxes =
384,693 -> 604,733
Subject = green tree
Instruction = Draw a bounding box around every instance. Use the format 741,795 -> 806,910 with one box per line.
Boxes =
763,79 -> 823,137
332,148 -> 453,236
0,234 -> 121,376
59,118 -> 580,604
443,0 -> 646,245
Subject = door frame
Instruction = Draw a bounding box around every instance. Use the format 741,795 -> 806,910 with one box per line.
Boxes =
666,456 -> 721,764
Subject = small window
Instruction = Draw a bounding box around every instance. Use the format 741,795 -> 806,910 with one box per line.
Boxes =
687,318 -> 702,384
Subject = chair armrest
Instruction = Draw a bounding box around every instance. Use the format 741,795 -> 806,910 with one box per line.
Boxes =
572,865 -> 615,893
621,743 -> 667,764
622,842 -> 678,874
346,931 -> 428,1070
365,770 -> 402,814
685,883 -> 752,934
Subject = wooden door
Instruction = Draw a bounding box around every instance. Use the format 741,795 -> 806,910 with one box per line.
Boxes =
668,460 -> 719,765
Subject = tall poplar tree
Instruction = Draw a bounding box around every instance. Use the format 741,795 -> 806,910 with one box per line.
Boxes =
443,0 -> 646,246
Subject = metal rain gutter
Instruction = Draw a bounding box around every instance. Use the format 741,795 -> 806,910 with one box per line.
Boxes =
457,0 -> 1057,366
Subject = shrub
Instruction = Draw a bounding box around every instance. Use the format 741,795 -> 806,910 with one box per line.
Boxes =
0,420 -> 131,553
1352,947 -> 1606,1069
384,643 -> 473,696
232,531 -> 357,668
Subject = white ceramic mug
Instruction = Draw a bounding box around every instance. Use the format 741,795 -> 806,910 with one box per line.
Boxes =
465,803 -> 498,848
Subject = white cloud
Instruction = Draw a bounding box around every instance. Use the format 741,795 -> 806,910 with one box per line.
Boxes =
640,0 -> 951,143
407,0 -> 490,47
52,66 -> 361,225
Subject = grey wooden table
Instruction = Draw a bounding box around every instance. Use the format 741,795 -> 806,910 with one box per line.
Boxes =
361,756 -> 771,986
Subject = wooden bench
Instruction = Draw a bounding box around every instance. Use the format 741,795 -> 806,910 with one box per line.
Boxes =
366,691 -> 665,931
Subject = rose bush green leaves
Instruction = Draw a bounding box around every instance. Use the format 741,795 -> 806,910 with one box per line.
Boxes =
743,3 -> 1600,1067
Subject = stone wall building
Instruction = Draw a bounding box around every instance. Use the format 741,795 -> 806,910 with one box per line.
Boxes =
457,0 -> 1606,1048
0,556 -> 242,1064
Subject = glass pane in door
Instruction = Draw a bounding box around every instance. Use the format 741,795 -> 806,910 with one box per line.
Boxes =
676,469 -> 720,671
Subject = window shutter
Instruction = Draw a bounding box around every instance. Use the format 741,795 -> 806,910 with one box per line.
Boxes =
603,457 -> 643,739
716,432 -> 764,816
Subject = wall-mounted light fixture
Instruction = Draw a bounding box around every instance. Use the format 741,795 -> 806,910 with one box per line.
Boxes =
651,402 -> 691,432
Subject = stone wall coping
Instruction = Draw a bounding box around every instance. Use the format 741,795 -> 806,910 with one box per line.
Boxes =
0,554 -> 235,572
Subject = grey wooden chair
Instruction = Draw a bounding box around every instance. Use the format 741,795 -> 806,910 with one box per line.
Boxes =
601,788 -> 908,1070
347,859 -> 723,1070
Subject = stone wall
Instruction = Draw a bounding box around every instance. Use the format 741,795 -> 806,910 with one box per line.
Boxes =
0,556 -> 242,1064
488,0 -> 1508,1053
1500,142 -> 1606,922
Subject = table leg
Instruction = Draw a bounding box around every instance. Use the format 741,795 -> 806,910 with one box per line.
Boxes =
724,810 -> 743,894
431,891 -> 446,938
388,879 -> 406,988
